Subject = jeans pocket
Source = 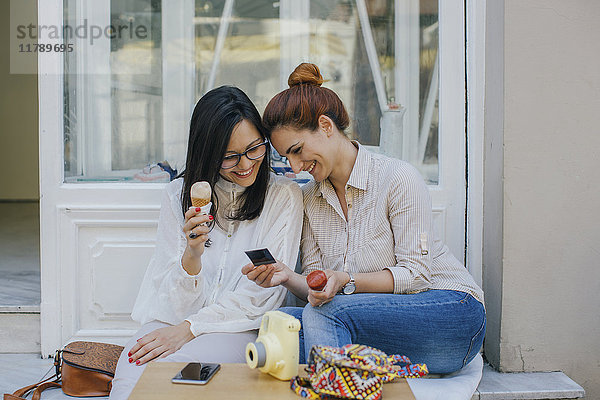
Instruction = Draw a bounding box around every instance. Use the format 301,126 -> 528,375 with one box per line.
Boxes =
462,312 -> 486,367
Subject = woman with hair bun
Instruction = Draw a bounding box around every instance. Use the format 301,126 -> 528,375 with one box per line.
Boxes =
243,63 -> 485,375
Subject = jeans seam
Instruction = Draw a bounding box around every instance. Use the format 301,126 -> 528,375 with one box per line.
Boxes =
462,314 -> 486,367
459,293 -> 470,304
329,292 -> 472,313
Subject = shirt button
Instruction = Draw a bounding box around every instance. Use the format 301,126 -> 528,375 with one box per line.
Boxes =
348,204 -> 352,208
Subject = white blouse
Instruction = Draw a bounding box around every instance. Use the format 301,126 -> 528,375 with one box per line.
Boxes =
131,173 -> 303,336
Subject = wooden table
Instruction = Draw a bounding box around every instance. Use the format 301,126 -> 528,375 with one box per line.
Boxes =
129,363 -> 415,400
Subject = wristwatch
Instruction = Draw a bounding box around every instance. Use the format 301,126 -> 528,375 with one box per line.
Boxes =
342,272 -> 356,295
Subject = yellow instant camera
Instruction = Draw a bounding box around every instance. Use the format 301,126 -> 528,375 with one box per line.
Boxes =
245,310 -> 301,380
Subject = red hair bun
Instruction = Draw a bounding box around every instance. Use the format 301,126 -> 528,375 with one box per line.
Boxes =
288,63 -> 325,87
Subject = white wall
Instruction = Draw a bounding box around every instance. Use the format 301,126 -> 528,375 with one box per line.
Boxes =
0,0 -> 39,201
490,1 -> 600,398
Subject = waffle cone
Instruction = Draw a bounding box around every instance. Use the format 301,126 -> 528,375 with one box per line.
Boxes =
191,197 -> 210,207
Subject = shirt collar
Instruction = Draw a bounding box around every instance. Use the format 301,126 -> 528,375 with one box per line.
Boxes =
346,141 -> 369,191
215,175 -> 247,194
316,140 -> 369,197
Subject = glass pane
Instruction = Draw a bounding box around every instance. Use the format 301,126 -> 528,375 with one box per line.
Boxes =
308,1 -> 382,145
367,0 -> 395,105
278,0 -> 439,184
110,0 -> 163,172
419,0 -> 439,183
63,0 -> 77,180
64,0 -> 165,183
194,0 -> 281,112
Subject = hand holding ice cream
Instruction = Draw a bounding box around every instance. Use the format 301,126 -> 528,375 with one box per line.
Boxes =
189,181 -> 212,239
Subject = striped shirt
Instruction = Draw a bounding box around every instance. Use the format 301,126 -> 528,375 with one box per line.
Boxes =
300,142 -> 484,304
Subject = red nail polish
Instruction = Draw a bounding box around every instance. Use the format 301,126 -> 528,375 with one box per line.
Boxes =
129,358 -> 133,363
195,207 -> 201,212
136,360 -> 140,365
128,352 -> 131,357
208,215 -> 214,220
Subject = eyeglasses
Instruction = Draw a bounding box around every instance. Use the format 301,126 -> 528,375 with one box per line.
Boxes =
221,140 -> 268,169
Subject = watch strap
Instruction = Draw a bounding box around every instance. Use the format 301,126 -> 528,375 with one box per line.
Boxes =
342,272 -> 356,294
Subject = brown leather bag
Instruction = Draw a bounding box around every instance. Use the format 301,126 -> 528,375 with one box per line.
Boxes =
4,341 -> 124,400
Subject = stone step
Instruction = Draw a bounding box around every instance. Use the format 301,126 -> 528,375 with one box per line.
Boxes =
472,365 -> 585,399
0,306 -> 41,353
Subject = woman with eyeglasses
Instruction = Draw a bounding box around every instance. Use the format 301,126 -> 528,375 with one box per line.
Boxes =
243,63 -> 485,377
109,86 -> 303,399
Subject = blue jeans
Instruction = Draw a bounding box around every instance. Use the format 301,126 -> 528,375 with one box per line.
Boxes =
280,289 -> 485,374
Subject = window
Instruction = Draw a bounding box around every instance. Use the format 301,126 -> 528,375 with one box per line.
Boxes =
63,0 -> 440,184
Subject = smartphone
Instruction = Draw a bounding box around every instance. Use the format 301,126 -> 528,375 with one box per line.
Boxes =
244,248 -> 276,266
172,362 -> 221,385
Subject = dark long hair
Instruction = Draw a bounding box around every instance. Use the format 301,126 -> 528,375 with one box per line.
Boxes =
176,86 -> 271,223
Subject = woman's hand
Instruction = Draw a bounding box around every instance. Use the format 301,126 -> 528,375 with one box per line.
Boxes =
181,207 -> 212,275
183,207 -> 212,257
128,321 -> 195,366
242,261 -> 291,288
307,270 -> 349,307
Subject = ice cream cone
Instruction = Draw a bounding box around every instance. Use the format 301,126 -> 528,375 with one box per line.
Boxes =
191,197 -> 210,207
189,182 -> 213,240
191,181 -> 212,209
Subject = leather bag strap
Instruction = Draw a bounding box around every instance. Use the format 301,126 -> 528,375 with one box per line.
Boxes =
3,394 -> 24,400
3,373 -> 58,400
9,381 -> 41,398
32,382 -> 62,400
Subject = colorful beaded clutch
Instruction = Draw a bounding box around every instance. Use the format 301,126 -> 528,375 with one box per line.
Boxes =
291,344 -> 428,400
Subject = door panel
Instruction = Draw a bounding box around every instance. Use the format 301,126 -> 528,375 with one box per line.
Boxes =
57,207 -> 157,342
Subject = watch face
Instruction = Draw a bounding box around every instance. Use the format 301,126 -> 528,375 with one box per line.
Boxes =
343,283 -> 356,295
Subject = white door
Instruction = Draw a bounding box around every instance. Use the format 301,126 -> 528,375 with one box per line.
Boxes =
39,0 -> 466,355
